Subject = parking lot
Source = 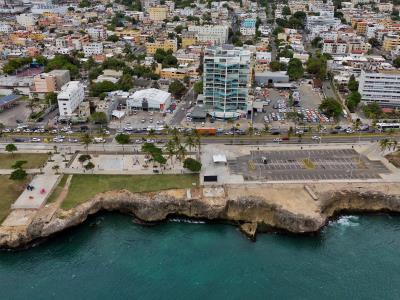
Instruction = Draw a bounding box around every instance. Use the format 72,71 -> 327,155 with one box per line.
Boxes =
109,110 -> 172,130
0,100 -> 30,126
228,149 -> 390,181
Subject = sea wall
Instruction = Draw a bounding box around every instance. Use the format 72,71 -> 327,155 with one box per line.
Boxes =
2,183 -> 400,249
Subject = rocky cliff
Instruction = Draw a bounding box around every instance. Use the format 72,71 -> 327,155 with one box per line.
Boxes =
2,183 -> 400,249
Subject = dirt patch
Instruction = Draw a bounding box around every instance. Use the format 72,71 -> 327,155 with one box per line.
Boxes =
386,152 -> 400,168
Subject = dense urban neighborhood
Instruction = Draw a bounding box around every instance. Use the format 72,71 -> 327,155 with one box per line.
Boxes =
2,0 -> 400,253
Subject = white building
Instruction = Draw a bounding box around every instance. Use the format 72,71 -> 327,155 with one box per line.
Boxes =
0,22 -> 12,33
322,40 -> 347,54
87,26 -> 107,41
187,25 -> 229,45
126,88 -> 171,112
83,42 -> 103,57
16,13 -> 36,27
57,81 -> 85,117
240,18 -> 256,36
358,70 -> 400,108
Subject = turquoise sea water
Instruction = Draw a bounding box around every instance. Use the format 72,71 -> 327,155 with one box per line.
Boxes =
1,213 -> 400,299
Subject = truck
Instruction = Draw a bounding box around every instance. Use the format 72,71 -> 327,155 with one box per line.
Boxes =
195,127 -> 216,136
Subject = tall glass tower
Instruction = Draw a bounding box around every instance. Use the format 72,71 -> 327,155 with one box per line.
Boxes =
203,45 -> 251,114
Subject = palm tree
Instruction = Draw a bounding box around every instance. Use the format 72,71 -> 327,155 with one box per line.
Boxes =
263,124 -> 269,134
148,128 -> 156,139
379,138 -> 389,152
184,134 -> 195,153
52,164 -> 60,174
392,140 -> 398,151
164,140 -> 176,166
247,124 -> 254,137
81,133 -> 92,154
176,144 -> 187,161
193,130 -> 201,156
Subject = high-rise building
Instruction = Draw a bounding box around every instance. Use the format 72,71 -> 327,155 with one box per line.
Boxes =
203,46 -> 251,113
57,81 -> 85,117
358,69 -> 400,108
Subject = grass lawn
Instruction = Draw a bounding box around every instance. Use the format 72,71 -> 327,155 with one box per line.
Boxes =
0,175 -> 28,222
303,158 -> 315,169
47,175 -> 68,204
61,174 -> 199,210
0,153 -> 49,169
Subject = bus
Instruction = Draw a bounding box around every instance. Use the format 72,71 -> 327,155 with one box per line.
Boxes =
376,123 -> 400,131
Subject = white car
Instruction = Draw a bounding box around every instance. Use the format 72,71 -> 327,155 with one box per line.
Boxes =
312,136 -> 321,141
31,137 -> 41,142
94,137 -> 106,143
273,138 -> 282,142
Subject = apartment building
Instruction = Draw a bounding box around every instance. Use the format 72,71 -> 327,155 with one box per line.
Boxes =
33,73 -> 57,93
0,22 -> 12,33
48,69 -> 70,90
240,18 -> 256,36
383,34 -> 400,52
148,5 -> 168,21
83,42 -> 103,57
203,45 -> 251,112
322,40 -> 347,54
87,26 -> 107,41
146,38 -> 177,54
187,25 -> 229,45
16,13 -> 36,28
57,81 -> 85,117
358,70 -> 400,108
181,31 -> 197,48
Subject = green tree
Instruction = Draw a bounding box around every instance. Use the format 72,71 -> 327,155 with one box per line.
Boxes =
311,37 -> 322,48
346,91 -> 361,112
306,54 -> 327,80
368,37 -> 379,47
348,75 -> 359,92
107,35 -> 120,42
90,112 -> 108,124
10,168 -> 27,181
193,80 -> 203,94
45,92 -> 58,106
282,6 -> 291,15
183,157 -> 202,172
393,57 -> 400,68
363,102 -> 382,118
84,161 -> 95,172
5,143 -> 17,157
12,160 -> 27,169
168,80 -> 186,98
270,61 -> 281,71
78,154 -> 91,164
319,97 -> 342,118
287,58 -> 304,80
81,133 -> 92,154
164,140 -> 176,166
115,133 -> 130,153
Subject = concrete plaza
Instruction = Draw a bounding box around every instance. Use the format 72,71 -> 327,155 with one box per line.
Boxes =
12,174 -> 59,209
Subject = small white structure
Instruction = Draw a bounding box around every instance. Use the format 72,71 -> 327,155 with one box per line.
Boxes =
213,154 -> 227,164
57,81 -> 85,117
126,88 -> 171,112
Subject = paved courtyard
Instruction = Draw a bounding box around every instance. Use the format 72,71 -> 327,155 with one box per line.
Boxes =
228,149 -> 391,181
12,174 -> 59,209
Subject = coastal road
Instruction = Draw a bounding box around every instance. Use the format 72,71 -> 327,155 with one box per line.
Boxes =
0,135 -> 395,152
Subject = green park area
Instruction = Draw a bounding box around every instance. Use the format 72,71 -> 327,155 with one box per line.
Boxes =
0,153 -> 49,169
60,174 -> 199,210
0,175 -> 28,222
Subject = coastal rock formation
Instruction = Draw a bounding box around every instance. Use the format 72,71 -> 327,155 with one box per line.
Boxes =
2,182 -> 400,249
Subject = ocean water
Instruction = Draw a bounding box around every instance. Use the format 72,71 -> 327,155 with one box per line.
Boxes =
1,213 -> 400,299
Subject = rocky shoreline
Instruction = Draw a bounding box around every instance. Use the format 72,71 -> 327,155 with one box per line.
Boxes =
2,182 -> 400,249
